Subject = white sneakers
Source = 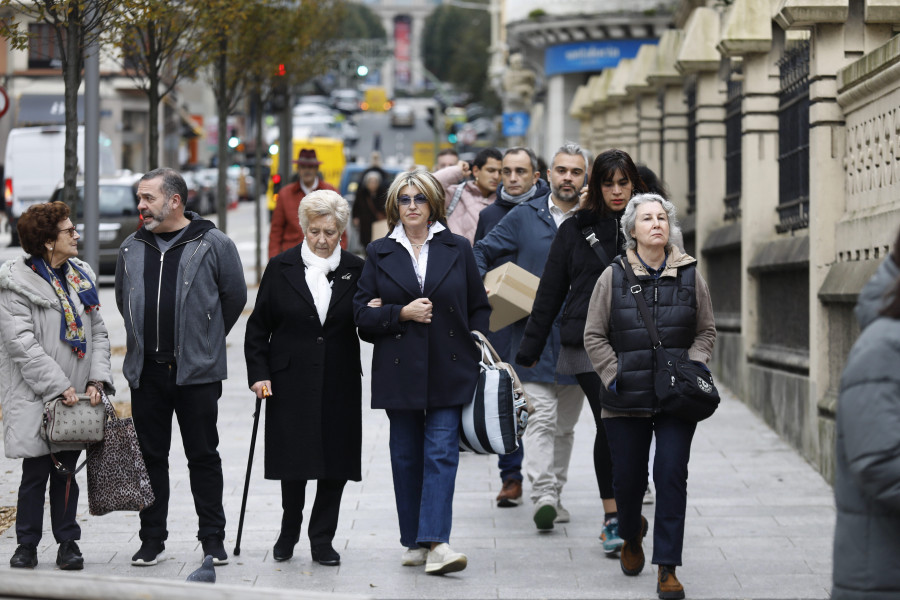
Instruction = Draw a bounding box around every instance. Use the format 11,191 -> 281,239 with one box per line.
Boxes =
401,547 -> 428,566
555,502 -> 571,523
424,543 -> 467,575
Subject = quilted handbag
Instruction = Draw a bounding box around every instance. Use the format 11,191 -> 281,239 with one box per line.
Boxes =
86,399 -> 155,516
460,331 -> 532,455
41,394 -> 105,444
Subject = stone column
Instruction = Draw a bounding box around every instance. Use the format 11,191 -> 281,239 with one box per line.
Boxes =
605,59 -> 639,157
775,0 -> 898,479
627,44 -> 663,171
648,30 -> 686,201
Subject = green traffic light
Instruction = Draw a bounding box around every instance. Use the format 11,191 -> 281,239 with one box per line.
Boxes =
357,65 -> 369,77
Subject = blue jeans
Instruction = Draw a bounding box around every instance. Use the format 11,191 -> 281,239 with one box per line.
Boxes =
386,406 -> 461,548
497,443 -> 524,482
603,413 -> 696,566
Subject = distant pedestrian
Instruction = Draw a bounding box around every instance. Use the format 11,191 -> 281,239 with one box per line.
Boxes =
433,148 -> 459,171
584,193 -> 716,600
352,169 -> 389,247
354,169 -> 490,575
245,190 -> 364,567
269,148 -> 339,258
832,228 -> 900,599
0,201 -> 113,571
517,149 -> 649,553
116,168 -> 246,567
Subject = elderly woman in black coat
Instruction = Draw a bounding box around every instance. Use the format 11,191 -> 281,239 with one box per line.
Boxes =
245,189 -> 364,567
354,169 -> 490,576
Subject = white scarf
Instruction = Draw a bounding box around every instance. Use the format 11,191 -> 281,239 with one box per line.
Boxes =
301,242 -> 341,325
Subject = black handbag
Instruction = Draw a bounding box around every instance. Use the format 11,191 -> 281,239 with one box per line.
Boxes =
618,257 -> 720,422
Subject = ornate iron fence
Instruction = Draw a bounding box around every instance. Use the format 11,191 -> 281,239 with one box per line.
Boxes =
776,40 -> 810,233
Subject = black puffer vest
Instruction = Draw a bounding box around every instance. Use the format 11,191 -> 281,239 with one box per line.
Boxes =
606,260 -> 698,412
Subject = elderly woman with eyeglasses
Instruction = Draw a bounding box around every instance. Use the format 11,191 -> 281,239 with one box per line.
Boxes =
0,201 -> 113,571
354,169 -> 490,576
584,193 -> 716,600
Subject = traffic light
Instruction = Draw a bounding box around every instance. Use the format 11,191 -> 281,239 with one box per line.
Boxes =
271,63 -> 288,112
357,64 -> 368,77
272,173 -> 282,194
427,106 -> 436,129
448,133 -> 458,144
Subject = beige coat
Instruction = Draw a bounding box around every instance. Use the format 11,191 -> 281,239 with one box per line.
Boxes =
0,256 -> 113,458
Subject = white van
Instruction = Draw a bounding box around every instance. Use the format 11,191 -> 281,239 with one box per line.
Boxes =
4,125 -> 115,246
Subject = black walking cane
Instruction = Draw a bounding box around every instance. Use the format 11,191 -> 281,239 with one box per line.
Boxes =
234,385 -> 268,556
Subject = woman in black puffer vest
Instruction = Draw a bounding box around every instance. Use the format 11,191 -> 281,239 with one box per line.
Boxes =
516,149 -> 648,554
584,193 -> 716,600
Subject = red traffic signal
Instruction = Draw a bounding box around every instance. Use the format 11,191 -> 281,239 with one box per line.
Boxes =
276,63 -> 286,77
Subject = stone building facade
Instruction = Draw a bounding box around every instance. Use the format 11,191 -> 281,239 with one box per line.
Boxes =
567,0 -> 900,482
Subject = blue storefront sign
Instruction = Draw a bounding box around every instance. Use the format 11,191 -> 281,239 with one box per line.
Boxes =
545,39 -> 657,76
503,112 -> 530,137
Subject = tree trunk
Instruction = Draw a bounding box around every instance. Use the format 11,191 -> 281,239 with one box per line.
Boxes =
215,35 -> 228,233
253,87 -> 263,283
62,17 -> 82,208
147,26 -> 160,170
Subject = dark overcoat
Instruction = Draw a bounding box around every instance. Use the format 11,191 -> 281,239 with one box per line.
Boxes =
353,228 -> 491,410
244,247 -> 364,481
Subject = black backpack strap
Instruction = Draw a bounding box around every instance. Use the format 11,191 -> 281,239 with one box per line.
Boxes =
618,256 -> 662,349
582,226 -> 612,266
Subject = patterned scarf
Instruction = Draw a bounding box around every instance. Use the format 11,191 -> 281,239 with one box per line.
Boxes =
30,258 -> 100,359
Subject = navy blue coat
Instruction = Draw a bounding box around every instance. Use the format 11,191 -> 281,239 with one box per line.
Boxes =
472,194 -> 576,386
354,228 -> 491,410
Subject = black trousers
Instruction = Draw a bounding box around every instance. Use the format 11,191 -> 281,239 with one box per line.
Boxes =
280,479 -> 346,547
575,371 -> 616,500
131,360 -> 225,541
16,451 -> 81,546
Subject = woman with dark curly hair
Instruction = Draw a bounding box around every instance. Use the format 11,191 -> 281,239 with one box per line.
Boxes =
0,201 -> 113,571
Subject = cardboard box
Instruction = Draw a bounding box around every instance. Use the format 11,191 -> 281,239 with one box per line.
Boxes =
483,262 -> 540,332
371,219 -> 389,240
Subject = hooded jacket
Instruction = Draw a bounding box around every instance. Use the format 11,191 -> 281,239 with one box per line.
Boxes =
115,213 -> 247,389
434,164 -> 497,245
832,256 -> 900,599
0,256 -> 113,458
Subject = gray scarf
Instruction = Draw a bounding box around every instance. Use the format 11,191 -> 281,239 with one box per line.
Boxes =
499,184 -> 538,205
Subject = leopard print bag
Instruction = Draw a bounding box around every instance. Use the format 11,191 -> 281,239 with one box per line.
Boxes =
86,397 -> 155,516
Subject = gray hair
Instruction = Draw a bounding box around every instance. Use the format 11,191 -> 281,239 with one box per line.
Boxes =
298,189 -> 350,234
552,141 -> 589,172
141,167 -> 188,209
620,193 -> 682,251
363,171 -> 382,185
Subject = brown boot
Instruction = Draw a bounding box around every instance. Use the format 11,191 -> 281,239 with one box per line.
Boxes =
657,565 -> 685,600
496,479 -> 523,507
619,515 -> 649,576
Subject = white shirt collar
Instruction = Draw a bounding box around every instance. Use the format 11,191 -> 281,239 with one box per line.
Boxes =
300,177 -> 319,195
547,196 -> 578,227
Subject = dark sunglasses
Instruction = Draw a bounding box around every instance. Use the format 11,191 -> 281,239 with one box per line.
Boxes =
398,194 -> 428,206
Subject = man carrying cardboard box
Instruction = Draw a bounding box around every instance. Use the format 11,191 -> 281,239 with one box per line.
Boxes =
473,143 -> 590,529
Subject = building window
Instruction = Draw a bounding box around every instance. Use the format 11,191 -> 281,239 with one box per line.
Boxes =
724,63 -> 742,221
776,40 -> 810,233
685,80 -> 697,215
28,23 -> 64,70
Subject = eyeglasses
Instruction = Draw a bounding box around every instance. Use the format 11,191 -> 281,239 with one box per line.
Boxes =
398,194 -> 428,206
58,226 -> 78,238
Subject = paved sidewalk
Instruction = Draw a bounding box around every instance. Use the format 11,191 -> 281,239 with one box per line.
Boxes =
0,206 -> 834,598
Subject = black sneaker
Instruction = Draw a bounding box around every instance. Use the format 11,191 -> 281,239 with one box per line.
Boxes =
131,538 -> 165,566
56,540 -> 84,570
200,535 -> 228,566
10,544 -> 38,569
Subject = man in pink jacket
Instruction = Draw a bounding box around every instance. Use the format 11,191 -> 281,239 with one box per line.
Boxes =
433,148 -> 501,245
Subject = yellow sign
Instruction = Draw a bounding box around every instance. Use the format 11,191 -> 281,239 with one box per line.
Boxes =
412,141 -> 454,170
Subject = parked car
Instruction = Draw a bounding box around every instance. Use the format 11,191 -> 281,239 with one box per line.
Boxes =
390,103 -> 416,128
182,171 -> 216,215
49,172 -> 142,275
331,88 -> 362,114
